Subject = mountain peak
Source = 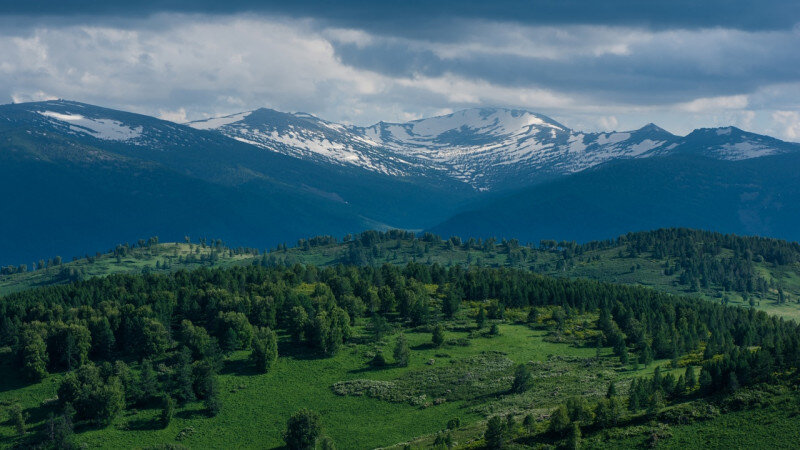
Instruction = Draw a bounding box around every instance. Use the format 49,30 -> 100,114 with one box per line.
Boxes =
637,122 -> 669,133
405,107 -> 568,132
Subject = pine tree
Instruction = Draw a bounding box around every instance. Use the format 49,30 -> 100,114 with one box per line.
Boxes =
567,423 -> 581,450
205,380 -> 222,417
549,404 -> 571,435
139,359 -> 159,403
10,403 -> 26,435
251,327 -> 279,373
606,381 -> 617,398
160,394 -> 175,428
476,306 -> 487,329
685,365 -> 697,389
484,415 -> 505,449
175,346 -> 195,403
523,414 -> 535,433
393,334 -> 410,367
432,323 -> 445,347
512,363 -> 532,393
527,307 -> 538,324
284,409 -> 322,450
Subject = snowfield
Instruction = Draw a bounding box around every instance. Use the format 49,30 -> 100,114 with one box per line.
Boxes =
188,107 -> 687,189
38,111 -> 143,141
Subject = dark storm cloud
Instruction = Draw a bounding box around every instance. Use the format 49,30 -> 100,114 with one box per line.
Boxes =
1,1 -> 799,139
331,26 -> 800,105
3,0 -> 799,33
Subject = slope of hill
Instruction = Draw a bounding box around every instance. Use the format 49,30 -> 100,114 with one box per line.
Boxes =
5,99 -> 800,266
1,249 -> 800,448
430,152 -> 800,244
0,118 -> 364,266
0,100 -> 476,265
4,228 -> 800,320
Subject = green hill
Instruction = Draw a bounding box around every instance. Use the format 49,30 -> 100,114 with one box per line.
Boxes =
2,257 -> 800,448
5,228 -> 800,320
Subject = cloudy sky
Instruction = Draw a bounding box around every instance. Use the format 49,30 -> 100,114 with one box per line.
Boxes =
2,1 -> 800,139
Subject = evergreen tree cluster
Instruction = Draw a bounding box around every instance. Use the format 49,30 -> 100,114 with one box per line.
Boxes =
3,254 -> 800,436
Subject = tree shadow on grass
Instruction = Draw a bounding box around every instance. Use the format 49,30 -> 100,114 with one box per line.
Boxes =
220,357 -> 259,377
125,416 -> 162,431
411,343 -> 437,351
276,342 -> 326,361
176,409 -> 208,420
348,364 -> 399,375
346,335 -> 375,346
0,364 -> 46,394
0,405 -> 54,448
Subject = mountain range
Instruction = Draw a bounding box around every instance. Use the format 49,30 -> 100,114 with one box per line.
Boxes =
188,107 -> 797,190
2,99 -> 799,265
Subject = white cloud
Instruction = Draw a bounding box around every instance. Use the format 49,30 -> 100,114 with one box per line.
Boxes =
0,13 -> 798,141
396,73 -> 576,109
158,107 -> 188,123
426,23 -> 649,60
11,90 -> 58,103
772,111 -> 800,139
597,116 -> 619,130
676,95 -> 749,113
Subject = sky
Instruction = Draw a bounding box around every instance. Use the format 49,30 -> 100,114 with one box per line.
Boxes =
1,1 -> 799,139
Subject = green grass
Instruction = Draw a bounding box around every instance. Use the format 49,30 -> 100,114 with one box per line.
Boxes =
0,315 -> 675,449
584,388 -> 800,449
0,243 -> 253,296
4,236 -> 800,320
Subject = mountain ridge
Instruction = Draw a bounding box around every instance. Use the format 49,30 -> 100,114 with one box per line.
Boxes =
3,99 -> 800,265
187,105 -> 800,191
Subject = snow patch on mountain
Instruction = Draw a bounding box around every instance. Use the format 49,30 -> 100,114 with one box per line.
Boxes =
596,132 -> 631,146
713,141 -> 776,160
628,139 -> 665,154
37,110 -> 143,141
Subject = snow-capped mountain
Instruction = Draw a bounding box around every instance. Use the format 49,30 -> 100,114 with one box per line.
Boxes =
3,99 -> 800,264
190,107 -> 799,191
355,110 -> 677,188
16,101 -> 800,192
8,100 -> 228,153
190,108 -> 427,177
656,126 -> 800,161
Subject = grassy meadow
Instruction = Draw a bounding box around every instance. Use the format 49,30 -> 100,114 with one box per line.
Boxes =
0,308 -> 680,449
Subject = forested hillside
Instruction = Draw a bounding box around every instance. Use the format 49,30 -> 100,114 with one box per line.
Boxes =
5,228 -> 799,320
1,257 -> 800,448
430,152 -> 800,243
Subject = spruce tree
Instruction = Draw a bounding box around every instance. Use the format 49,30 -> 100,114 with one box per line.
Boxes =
393,334 -> 410,367
432,323 -> 445,347
175,346 -> 195,403
284,409 -> 322,450
484,415 -> 505,449
512,363 -> 532,393
160,394 -> 175,428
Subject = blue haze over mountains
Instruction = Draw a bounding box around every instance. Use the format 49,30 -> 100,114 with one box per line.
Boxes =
2,99 -> 799,265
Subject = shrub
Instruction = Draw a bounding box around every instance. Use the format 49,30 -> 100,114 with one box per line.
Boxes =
432,324 -> 445,347
484,415 -> 505,449
160,395 -> 175,428
284,409 -> 322,450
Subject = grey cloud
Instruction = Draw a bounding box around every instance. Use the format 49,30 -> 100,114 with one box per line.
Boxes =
2,0 -> 799,33
1,11 -> 799,141
331,27 -> 800,106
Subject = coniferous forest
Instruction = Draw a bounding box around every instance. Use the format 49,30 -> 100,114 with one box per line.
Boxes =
3,2 -> 800,448
2,229 -> 800,448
